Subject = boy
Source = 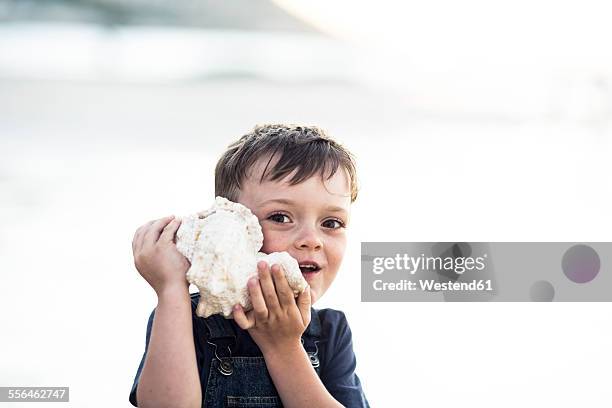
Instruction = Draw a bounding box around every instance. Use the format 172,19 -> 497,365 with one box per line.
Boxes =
129,124 -> 370,407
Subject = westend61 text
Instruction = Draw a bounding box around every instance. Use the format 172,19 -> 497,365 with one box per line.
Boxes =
373,279 -> 494,292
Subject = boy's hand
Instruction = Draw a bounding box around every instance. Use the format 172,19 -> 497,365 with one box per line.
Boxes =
132,215 -> 191,296
233,261 -> 312,356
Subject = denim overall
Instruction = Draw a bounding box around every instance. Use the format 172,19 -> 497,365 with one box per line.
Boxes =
195,309 -> 323,408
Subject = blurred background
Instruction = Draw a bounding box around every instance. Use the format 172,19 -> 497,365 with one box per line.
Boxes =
1,0 -> 611,406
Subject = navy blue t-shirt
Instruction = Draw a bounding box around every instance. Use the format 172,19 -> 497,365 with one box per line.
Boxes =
129,293 -> 370,407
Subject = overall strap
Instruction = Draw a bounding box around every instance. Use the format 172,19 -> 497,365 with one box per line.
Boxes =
301,307 -> 322,376
190,290 -> 237,377
202,314 -> 237,376
203,314 -> 237,340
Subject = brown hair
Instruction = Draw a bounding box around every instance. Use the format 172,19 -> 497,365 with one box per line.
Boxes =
215,124 -> 358,203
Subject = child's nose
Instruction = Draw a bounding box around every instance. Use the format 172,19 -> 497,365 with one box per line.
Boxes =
294,226 -> 323,251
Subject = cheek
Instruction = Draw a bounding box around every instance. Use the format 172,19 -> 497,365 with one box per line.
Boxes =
326,236 -> 347,267
260,227 -> 287,253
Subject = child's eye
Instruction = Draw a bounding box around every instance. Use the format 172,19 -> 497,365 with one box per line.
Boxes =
322,218 -> 345,229
268,213 -> 291,223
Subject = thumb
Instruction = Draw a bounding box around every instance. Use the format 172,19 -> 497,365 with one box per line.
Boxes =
232,304 -> 255,330
297,285 -> 312,326
159,218 -> 181,243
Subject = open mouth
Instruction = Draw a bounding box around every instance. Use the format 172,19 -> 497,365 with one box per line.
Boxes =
299,263 -> 321,274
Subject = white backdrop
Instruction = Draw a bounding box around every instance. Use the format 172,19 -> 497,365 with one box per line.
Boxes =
1,2 -> 612,406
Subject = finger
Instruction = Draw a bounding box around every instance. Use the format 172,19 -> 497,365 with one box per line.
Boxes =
257,261 -> 281,313
134,219 -> 159,253
271,264 -> 295,308
159,218 -> 181,244
297,285 -> 312,327
133,222 -> 151,253
132,225 -> 143,253
248,276 -> 269,323
232,304 -> 255,330
143,215 -> 175,246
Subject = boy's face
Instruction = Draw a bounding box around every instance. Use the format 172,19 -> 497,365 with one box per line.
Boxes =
237,158 -> 351,304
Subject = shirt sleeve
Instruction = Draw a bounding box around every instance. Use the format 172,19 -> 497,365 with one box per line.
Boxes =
321,311 -> 371,408
128,309 -> 156,407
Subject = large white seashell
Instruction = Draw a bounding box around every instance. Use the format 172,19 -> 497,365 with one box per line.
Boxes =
176,196 -> 308,318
